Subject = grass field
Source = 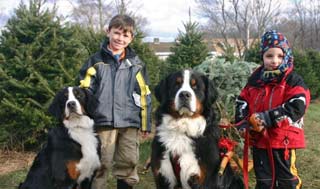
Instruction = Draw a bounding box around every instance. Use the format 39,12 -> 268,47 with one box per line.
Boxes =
0,102 -> 319,189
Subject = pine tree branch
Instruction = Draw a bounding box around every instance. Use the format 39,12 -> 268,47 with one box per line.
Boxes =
32,70 -> 55,96
1,98 -> 23,112
56,59 -> 73,81
25,98 -> 44,109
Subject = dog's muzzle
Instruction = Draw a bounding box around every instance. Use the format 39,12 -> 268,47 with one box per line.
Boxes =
177,91 -> 193,115
67,101 -> 77,113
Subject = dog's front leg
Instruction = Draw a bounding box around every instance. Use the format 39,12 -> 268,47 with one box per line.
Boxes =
159,153 -> 178,189
179,153 -> 202,189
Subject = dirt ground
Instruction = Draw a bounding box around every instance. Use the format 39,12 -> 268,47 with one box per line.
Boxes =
0,150 -> 35,175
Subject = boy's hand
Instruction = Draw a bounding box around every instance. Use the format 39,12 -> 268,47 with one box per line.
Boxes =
140,131 -> 150,139
236,120 -> 249,137
235,120 -> 255,143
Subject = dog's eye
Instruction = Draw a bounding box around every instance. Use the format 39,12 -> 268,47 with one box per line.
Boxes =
76,93 -> 84,99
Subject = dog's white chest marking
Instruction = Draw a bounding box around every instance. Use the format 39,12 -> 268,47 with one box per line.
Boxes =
63,116 -> 101,183
157,114 -> 206,189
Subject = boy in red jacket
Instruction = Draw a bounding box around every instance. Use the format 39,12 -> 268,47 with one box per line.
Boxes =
235,30 -> 310,189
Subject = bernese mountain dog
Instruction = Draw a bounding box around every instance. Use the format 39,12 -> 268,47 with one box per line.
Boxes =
19,87 -> 101,189
151,69 -> 243,189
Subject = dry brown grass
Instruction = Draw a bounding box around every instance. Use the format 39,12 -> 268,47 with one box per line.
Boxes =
0,150 -> 35,176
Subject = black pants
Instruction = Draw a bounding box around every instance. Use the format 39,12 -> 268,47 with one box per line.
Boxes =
252,147 -> 302,189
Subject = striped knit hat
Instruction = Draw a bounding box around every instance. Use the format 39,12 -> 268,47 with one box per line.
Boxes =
260,30 -> 293,82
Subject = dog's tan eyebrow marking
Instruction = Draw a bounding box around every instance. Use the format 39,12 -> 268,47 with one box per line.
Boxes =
176,77 -> 183,84
191,79 -> 196,86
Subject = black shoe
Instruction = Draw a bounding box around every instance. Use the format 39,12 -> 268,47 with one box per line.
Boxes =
117,179 -> 133,189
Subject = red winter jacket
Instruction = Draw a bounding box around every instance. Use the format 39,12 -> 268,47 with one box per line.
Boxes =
235,65 -> 310,149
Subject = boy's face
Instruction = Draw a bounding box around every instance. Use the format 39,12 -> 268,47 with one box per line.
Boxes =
107,27 -> 133,53
263,48 -> 284,71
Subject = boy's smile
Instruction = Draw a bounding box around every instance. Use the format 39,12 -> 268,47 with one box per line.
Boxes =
107,27 -> 133,55
263,47 -> 284,71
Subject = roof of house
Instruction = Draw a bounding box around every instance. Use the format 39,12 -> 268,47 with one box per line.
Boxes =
145,38 -> 251,54
146,42 -> 173,53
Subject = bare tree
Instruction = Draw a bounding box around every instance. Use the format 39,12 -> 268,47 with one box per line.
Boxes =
253,0 -> 281,40
113,0 -> 148,34
69,0 -> 148,35
196,0 -> 281,59
69,0 -> 114,31
285,0 -> 320,49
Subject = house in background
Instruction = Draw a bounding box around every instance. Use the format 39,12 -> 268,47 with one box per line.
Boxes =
145,38 -> 174,60
145,37 -> 249,60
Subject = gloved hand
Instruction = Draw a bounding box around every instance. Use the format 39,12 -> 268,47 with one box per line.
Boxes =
235,120 -> 256,144
235,120 -> 249,136
249,111 -> 272,132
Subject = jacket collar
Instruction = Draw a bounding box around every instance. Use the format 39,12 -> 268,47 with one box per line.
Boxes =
248,65 -> 293,87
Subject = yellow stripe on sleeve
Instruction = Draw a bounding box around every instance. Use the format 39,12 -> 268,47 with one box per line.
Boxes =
136,71 -> 150,131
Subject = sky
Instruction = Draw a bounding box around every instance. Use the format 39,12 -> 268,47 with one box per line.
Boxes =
0,0 -> 204,42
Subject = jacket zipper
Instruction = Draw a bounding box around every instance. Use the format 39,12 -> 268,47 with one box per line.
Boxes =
269,86 -> 275,109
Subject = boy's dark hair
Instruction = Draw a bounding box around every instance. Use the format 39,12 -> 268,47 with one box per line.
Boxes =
108,14 -> 135,36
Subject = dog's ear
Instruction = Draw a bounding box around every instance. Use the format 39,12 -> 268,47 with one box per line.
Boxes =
48,88 -> 64,121
202,75 -> 218,106
83,88 -> 97,118
154,77 -> 168,104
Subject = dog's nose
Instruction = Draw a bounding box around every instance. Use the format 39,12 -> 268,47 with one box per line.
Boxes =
67,101 -> 76,109
179,91 -> 191,101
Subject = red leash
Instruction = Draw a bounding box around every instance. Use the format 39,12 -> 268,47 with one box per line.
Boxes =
220,120 -> 275,189
243,128 -> 275,189
263,130 -> 275,189
243,128 -> 250,189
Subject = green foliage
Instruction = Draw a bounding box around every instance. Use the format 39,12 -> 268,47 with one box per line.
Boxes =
293,49 -> 320,98
216,42 -> 238,62
194,58 -> 259,119
244,42 -> 261,63
74,25 -> 105,55
0,0 -> 88,150
167,21 -> 209,69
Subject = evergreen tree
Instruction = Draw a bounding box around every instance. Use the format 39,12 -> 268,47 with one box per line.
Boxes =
194,58 -> 259,119
167,21 -> 209,70
0,0 -> 88,150
293,49 -> 320,98
243,42 -> 261,63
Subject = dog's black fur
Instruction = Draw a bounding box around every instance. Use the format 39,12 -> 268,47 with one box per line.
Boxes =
151,69 -> 243,189
19,87 -> 100,189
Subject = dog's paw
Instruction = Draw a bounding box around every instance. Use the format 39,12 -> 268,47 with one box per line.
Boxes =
95,164 -> 107,178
